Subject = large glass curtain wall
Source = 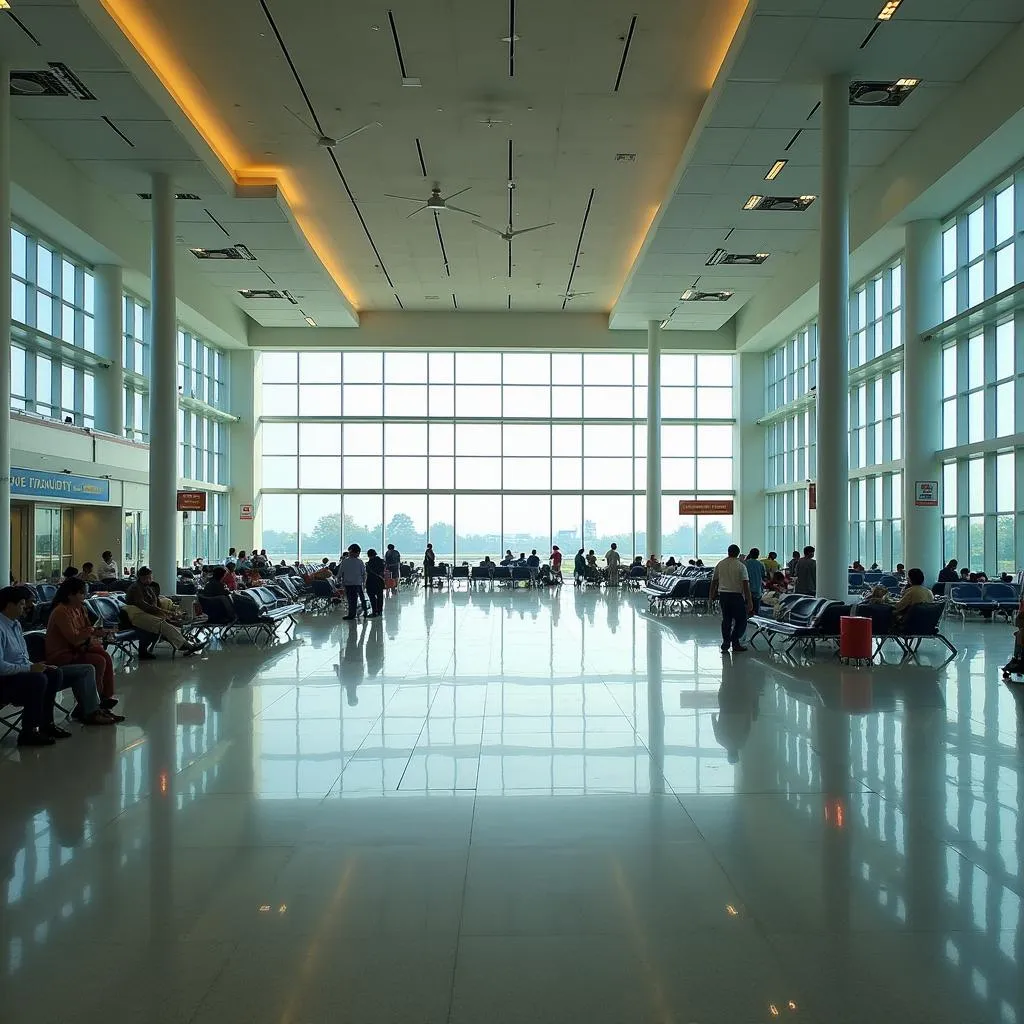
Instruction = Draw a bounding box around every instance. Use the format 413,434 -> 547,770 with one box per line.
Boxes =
940,169 -> 1024,573
9,225 -> 97,426
123,294 -> 149,441
258,351 -> 736,563
764,258 -> 906,566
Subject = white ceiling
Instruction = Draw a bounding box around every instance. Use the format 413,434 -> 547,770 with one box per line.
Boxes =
1,0 -> 1022,335
611,0 -> 1024,331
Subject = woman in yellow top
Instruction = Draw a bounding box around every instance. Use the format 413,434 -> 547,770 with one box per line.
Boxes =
45,578 -> 122,719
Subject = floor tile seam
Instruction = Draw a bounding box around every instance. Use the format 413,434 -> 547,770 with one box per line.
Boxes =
446,789 -> 478,1024
181,939 -> 242,1024
392,715 -> 432,790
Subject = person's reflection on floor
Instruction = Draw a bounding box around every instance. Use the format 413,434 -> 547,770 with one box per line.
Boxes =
606,588 -> 620,633
384,589 -> 400,640
365,616 -> 384,681
712,657 -> 762,764
1005,679 -> 1024,748
335,619 -> 367,706
48,727 -> 118,848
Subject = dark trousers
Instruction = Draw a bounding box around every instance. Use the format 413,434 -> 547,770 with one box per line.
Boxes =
366,584 -> 384,615
345,585 -> 369,618
0,668 -> 59,732
719,592 -> 748,645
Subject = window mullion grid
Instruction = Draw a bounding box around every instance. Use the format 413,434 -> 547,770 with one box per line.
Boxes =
984,452 -> 998,570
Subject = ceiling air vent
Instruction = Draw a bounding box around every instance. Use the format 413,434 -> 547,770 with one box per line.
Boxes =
681,289 -> 734,302
138,192 -> 202,201
706,249 -> 770,266
191,245 -> 256,261
849,79 -> 919,107
11,63 -> 96,100
742,195 -> 816,212
239,289 -> 298,304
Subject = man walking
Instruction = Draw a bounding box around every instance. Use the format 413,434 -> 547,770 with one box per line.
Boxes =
709,544 -> 754,654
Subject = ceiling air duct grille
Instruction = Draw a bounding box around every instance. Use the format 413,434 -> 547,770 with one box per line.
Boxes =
191,245 -> 256,261
239,289 -> 298,304
10,63 -> 96,100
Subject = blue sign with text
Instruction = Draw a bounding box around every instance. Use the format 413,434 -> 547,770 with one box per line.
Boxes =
11,468 -> 111,503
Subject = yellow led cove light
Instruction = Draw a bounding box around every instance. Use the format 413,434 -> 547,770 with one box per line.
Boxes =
896,78 -> 919,87
0,2 -> 11,10
765,160 -> 787,181
877,0 -> 902,20
303,315 -> 317,328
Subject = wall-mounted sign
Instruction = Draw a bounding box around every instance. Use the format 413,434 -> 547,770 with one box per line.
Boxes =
679,499 -> 734,516
914,480 -> 939,507
808,482 -> 817,511
239,503 -> 254,521
176,490 -> 207,512
11,468 -> 110,503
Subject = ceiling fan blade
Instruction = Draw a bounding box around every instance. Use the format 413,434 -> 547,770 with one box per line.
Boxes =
445,186 -> 472,201
334,121 -> 381,144
509,222 -> 555,237
471,220 -> 508,238
405,205 -> 429,219
284,105 -> 321,139
384,193 -> 426,202
446,204 -> 480,217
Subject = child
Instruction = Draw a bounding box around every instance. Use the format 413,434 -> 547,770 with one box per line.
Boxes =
1003,595 -> 1024,681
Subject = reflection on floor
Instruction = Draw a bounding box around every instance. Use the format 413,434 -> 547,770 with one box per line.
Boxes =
1,586 -> 1022,1023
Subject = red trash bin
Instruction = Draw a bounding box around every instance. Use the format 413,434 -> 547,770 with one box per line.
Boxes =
839,615 -> 873,665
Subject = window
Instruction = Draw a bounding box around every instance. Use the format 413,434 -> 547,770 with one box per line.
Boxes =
10,225 -> 96,426
257,350 -> 736,560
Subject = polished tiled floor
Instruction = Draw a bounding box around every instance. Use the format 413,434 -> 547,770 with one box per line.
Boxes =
2,586 -> 1022,1023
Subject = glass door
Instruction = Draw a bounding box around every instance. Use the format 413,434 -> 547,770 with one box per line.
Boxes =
33,506 -> 63,582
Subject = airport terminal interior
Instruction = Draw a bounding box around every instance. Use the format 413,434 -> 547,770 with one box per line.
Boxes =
2,0 -> 1024,1020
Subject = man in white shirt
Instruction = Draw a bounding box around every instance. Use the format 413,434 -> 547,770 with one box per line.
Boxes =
605,543 -> 622,586
100,550 -> 119,579
709,544 -> 754,654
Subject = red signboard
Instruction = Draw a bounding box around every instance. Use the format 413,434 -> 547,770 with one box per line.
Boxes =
808,483 -> 817,511
176,490 -> 207,512
679,500 -> 734,516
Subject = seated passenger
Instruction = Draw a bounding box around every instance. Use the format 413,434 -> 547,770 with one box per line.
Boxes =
501,550 -> 514,566
99,551 -> 119,579
45,579 -> 122,722
894,563 -> 906,579
893,568 -> 934,622
864,585 -> 891,605
645,555 -> 660,572
202,566 -> 232,598
526,550 -> 541,568
79,562 -> 99,583
586,550 -> 598,571
786,551 -> 801,574
124,568 -> 205,658
223,563 -> 239,590
760,552 -> 781,574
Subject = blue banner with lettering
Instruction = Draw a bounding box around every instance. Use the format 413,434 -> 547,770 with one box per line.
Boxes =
11,468 -> 111,503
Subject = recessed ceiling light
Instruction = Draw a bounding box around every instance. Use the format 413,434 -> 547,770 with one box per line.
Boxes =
681,288 -> 734,302
765,160 -> 787,182
706,248 -> 728,266
401,77 -> 422,88
743,195 -> 764,211
877,0 -> 902,20
895,78 -> 919,88
303,315 -> 317,327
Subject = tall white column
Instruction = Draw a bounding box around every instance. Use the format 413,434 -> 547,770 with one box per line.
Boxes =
149,175 -> 178,586
902,220 -> 942,580
814,74 -> 851,598
93,264 -> 124,435
737,353 -> 766,548
228,349 -> 256,555
646,320 -> 662,557
0,62 -> 11,583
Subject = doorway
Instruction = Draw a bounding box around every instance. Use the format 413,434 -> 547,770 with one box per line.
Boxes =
9,504 -> 27,583
33,505 -> 65,582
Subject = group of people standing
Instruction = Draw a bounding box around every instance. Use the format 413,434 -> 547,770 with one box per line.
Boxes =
335,544 -> 400,620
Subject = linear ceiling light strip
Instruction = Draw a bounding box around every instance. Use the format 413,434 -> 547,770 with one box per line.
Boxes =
434,214 -> 451,277
204,208 -> 231,237
508,0 -> 516,78
415,138 -> 428,177
613,16 -> 637,92
101,115 -> 135,148
562,188 -> 595,310
259,0 -> 396,290
388,8 -> 409,78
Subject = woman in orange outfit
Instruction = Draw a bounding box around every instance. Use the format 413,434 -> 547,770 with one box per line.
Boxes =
45,577 -> 119,709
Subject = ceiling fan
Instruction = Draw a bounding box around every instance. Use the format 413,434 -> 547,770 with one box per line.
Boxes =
284,106 -> 381,148
384,184 -> 479,219
472,219 -> 555,242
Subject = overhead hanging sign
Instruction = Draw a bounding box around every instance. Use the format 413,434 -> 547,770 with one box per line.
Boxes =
11,468 -> 110,503
176,490 -> 207,512
679,499 -> 734,516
